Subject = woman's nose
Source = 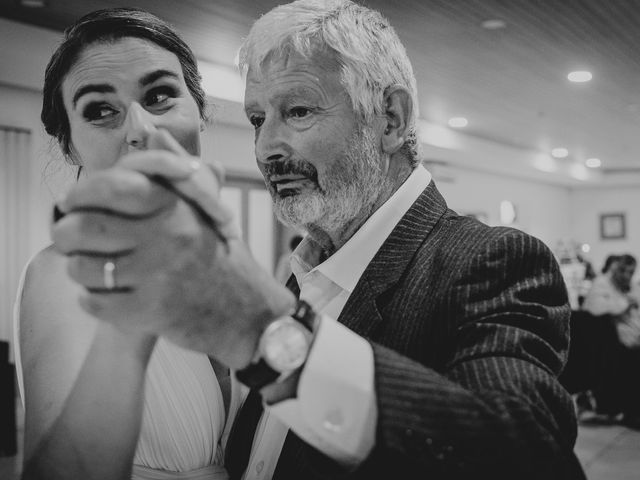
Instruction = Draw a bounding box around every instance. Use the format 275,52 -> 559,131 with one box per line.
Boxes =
124,102 -> 157,150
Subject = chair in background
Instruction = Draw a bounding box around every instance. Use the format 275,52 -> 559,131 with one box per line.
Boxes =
559,310 -> 623,415
0,340 -> 16,456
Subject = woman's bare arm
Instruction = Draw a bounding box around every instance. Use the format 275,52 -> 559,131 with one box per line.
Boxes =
20,247 -> 156,480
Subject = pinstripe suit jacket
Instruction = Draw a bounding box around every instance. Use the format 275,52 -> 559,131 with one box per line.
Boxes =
273,181 -> 583,480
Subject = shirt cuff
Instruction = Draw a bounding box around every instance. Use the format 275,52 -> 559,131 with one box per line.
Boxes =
267,313 -> 377,467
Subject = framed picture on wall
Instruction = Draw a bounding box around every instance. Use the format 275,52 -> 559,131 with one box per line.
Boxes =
600,213 -> 626,240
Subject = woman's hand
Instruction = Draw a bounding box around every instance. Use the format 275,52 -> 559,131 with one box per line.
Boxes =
52,129 -> 295,371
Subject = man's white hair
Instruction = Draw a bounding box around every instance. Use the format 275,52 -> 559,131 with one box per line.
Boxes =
239,0 -> 421,167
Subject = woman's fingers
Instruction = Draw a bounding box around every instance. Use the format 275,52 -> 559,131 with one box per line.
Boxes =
52,210 -> 141,256
117,129 -> 237,239
60,168 -> 175,218
118,149 -> 201,180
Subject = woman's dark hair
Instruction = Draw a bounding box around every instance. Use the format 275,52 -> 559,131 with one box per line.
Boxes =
41,7 -> 207,157
602,254 -> 620,274
617,254 -> 637,268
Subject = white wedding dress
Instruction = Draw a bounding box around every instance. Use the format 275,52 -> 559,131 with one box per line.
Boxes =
14,264 -> 240,480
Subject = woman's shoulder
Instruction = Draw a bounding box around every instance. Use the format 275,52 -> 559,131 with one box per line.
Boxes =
19,244 -> 96,338
24,245 -> 65,280
22,245 -> 78,301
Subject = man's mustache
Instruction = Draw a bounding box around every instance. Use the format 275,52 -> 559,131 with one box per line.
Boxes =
263,159 -> 318,183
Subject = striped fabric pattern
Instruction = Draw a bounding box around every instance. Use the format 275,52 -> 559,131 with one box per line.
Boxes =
272,182 -> 584,480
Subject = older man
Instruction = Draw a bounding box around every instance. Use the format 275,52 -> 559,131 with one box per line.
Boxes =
53,0 -> 584,478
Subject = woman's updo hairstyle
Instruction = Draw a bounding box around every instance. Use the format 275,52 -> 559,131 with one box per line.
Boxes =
41,7 -> 206,157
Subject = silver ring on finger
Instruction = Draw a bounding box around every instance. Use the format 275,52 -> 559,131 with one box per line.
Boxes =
103,260 -> 117,290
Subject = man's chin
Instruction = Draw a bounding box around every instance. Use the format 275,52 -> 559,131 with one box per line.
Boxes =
273,194 -> 324,229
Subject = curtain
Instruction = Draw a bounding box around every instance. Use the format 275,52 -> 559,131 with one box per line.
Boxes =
0,127 -> 32,362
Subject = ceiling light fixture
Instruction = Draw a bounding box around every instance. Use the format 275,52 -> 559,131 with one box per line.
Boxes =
585,157 -> 602,168
20,0 -> 46,7
551,147 -> 569,158
482,19 -> 506,30
448,117 -> 468,128
567,71 -> 592,83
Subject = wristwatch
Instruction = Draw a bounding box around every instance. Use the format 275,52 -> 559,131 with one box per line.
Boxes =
235,300 -> 318,390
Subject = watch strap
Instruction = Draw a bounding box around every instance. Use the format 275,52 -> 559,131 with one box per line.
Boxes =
235,358 -> 280,389
235,300 -> 316,390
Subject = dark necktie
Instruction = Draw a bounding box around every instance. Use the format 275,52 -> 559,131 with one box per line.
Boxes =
225,389 -> 264,480
224,274 -> 301,480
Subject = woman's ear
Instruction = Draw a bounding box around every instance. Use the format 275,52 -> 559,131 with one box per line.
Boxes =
381,85 -> 413,155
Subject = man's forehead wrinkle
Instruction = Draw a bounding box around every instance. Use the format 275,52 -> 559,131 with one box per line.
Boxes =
252,68 -> 338,100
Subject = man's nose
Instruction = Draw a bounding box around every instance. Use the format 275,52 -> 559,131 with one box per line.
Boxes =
124,102 -> 157,150
255,116 -> 290,165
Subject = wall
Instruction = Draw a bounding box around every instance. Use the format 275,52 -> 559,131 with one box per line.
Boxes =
200,102 -> 258,178
436,166 -> 572,250
570,187 -> 640,273
1,84 -> 79,261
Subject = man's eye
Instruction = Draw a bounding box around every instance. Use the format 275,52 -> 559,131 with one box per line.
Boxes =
145,86 -> 176,107
83,103 -> 117,121
249,115 -> 264,129
289,107 -> 312,118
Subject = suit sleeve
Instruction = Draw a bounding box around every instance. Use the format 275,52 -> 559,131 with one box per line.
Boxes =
364,229 -> 580,479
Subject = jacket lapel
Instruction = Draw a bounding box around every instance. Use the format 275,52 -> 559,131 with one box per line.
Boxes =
338,181 -> 448,336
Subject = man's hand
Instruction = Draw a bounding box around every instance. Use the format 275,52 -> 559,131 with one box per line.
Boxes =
52,130 -> 296,370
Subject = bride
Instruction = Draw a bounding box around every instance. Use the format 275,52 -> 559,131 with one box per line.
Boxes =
14,8 -> 239,480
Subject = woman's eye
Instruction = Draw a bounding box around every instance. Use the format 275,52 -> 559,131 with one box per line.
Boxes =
145,86 -> 176,107
83,103 -> 117,122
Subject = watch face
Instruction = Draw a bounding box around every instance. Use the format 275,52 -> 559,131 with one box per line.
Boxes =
261,319 -> 310,372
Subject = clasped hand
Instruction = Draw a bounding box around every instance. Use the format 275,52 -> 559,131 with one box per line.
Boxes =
52,130 -> 295,370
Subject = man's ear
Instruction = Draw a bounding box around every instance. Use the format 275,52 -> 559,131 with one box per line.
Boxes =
381,85 -> 413,155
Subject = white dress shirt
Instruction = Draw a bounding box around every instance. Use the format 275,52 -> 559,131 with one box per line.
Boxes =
241,165 -> 432,480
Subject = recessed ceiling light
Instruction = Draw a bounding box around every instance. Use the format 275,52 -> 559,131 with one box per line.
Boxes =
581,243 -> 591,254
448,117 -> 468,128
567,71 -> 592,83
551,147 -> 569,158
585,157 -> 602,168
20,0 -> 46,7
482,19 -> 506,30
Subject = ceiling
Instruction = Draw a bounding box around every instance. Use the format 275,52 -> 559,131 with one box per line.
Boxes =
2,0 -> 640,182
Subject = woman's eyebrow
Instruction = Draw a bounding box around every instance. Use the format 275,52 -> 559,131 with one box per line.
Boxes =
72,84 -> 114,108
139,69 -> 180,87
71,69 -> 180,109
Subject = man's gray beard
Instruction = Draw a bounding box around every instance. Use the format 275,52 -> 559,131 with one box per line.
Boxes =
272,126 -> 391,234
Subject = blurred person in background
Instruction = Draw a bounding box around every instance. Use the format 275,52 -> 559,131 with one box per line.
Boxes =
582,254 -> 640,428
583,254 -> 640,347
